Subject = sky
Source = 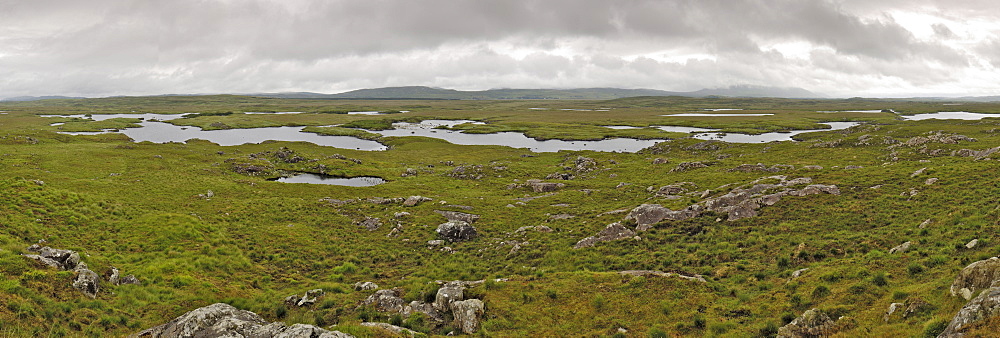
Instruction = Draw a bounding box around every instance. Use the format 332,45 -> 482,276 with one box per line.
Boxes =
1,0 -> 999,98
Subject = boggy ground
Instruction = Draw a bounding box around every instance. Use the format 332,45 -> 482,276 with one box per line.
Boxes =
0,96 -> 999,336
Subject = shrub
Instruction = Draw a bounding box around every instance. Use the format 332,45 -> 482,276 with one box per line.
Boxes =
648,327 -> 668,338
907,263 -> 925,275
812,285 -> 830,299
592,294 -> 606,311
922,318 -> 949,337
758,321 -> 779,337
872,273 -> 889,286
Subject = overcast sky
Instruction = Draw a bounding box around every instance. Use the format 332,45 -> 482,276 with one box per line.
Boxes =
2,0 -> 999,98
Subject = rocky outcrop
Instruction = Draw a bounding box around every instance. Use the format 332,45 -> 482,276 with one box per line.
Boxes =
434,282 -> 465,312
361,289 -> 407,313
573,222 -> 636,249
131,303 -> 353,338
108,267 -> 141,286
450,299 -> 485,334
23,244 -> 81,270
353,282 -> 378,291
777,308 -> 844,337
728,163 -> 792,173
436,221 -> 478,243
889,241 -> 912,254
904,132 -> 976,147
284,289 -> 325,307
435,210 -> 480,223
361,322 -> 417,336
619,270 -> 706,282
402,301 -> 444,322
950,257 -> 1000,300
72,263 -> 100,299
576,176 -> 841,248
358,217 -> 382,231
671,161 -> 709,172
952,146 -> 1000,160
403,196 -> 432,206
939,287 -> 1000,337
527,180 -> 565,193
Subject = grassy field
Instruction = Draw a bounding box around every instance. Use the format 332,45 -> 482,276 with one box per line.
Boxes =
0,95 -> 998,336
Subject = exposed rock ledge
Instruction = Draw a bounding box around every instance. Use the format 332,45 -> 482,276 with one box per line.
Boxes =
131,303 -> 353,338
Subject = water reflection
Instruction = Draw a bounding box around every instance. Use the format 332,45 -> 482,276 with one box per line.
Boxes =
270,173 -> 385,186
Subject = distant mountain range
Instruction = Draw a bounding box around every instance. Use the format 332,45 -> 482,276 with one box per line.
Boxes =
254,85 -> 825,100
1,95 -> 87,102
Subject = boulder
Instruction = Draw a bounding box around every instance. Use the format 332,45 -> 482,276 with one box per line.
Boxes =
361,289 -> 406,313
434,283 -> 465,312
361,322 -> 417,336
72,264 -> 100,299
130,303 -> 353,338
353,282 -> 379,291
434,210 -> 480,223
450,299 -> 485,334
23,244 -> 81,270
889,241 -> 912,254
403,196 -> 431,207
625,204 -> 702,231
436,221 -> 478,243
358,217 -> 382,231
671,161 -> 708,172
884,302 -> 904,322
574,222 -> 637,249
777,308 -> 842,337
528,181 -> 565,193
402,301 -> 444,322
925,178 -> 939,185
950,257 -> 1000,300
939,287 -> 1000,337
966,239 -> 979,249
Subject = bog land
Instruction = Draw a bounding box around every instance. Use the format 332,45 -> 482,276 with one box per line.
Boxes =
1,95 -> 999,336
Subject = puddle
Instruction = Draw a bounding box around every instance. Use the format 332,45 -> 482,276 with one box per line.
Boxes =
269,173 -> 385,186
691,122 -> 860,143
245,112 -> 304,114
900,112 -> 1000,120
702,108 -> 743,111
662,113 -> 775,117
604,125 -> 719,133
347,111 -> 384,115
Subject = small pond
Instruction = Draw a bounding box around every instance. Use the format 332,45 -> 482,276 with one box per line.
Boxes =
900,112 -> 1000,120
269,173 -> 386,186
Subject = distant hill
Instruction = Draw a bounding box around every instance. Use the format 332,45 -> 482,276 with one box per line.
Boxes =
1,95 -> 87,102
252,85 -> 826,100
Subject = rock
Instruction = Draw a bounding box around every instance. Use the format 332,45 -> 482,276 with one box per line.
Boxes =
130,303 -> 353,338
911,167 -> 927,177
354,282 -> 379,291
434,283 -> 465,312
286,289 -> 325,307
436,221 -> 478,243
966,239 -> 979,249
23,245 -> 81,270
119,274 -> 141,285
671,161 -> 709,172
108,267 -> 120,285
358,217 -> 382,231
402,301 -> 444,322
904,297 -> 932,318
728,163 -> 791,173
361,322 -> 417,336
802,165 -> 824,170
939,287 -> 1000,337
790,268 -> 809,280
401,168 -> 418,177
925,177 -> 939,185
884,302 -> 904,322
393,212 -> 411,218
777,308 -> 842,337
427,240 -> 445,246
619,270 -> 706,282
403,196 -> 432,207
72,264 -> 100,298
950,257 -> 1000,300
450,299 -> 485,334
919,219 -> 932,229
362,289 -> 407,313
535,225 -> 554,233
574,222 -> 637,249
435,210 -> 480,223
528,181 -> 565,193
625,204 -> 702,231
889,241 -> 912,254
652,158 -> 669,164
844,165 -> 863,169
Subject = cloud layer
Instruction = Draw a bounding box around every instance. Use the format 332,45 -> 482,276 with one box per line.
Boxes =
1,0 -> 998,98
